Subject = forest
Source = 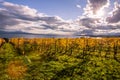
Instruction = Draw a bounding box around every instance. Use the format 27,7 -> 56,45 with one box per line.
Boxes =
0,37 -> 120,80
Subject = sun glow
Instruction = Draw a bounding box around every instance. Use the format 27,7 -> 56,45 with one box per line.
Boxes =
94,9 -> 105,18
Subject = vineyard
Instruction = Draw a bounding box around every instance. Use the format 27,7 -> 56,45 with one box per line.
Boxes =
0,37 -> 120,80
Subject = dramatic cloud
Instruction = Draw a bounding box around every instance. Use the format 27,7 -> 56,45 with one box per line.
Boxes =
1,2 -> 46,21
89,0 -> 109,13
0,1 -> 120,37
106,2 -> 120,23
78,18 -> 99,28
0,1 -> 74,35
84,0 -> 109,17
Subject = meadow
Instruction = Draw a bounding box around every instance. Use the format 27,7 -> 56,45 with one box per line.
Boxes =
0,37 -> 120,80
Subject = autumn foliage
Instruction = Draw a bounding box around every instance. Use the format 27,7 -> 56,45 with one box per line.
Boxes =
0,37 -> 120,79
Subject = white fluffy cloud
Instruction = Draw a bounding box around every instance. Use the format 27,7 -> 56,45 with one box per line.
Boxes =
84,0 -> 110,17
76,5 -> 81,9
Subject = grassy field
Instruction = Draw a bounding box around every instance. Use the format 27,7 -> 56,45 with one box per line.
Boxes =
0,37 -> 120,80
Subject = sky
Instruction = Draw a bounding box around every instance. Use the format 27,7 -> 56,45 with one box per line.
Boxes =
3,0 -> 86,20
0,0 -> 120,37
